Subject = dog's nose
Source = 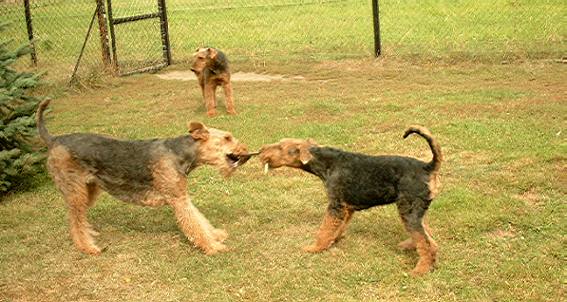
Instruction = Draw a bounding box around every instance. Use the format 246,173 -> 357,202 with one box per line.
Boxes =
259,145 -> 272,153
237,143 -> 249,154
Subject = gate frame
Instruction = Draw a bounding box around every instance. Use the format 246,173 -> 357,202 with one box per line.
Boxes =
105,0 -> 172,76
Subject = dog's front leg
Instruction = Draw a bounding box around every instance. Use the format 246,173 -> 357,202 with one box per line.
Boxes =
185,200 -> 228,243
170,196 -> 227,255
223,80 -> 236,115
203,82 -> 217,117
303,204 -> 350,253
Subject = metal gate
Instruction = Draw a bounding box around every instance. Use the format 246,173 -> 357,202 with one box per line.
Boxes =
106,0 -> 171,76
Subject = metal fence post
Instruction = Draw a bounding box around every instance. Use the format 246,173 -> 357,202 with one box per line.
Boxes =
23,0 -> 37,66
105,0 -> 118,73
95,0 -> 112,69
157,0 -> 172,65
372,0 -> 381,57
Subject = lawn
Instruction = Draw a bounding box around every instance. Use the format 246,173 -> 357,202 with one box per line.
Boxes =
0,58 -> 565,301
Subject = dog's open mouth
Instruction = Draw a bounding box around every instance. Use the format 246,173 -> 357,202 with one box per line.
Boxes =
226,152 -> 258,168
226,153 -> 241,167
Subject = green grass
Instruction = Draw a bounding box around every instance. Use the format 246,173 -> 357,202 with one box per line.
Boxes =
2,0 -> 565,79
1,59 -> 565,301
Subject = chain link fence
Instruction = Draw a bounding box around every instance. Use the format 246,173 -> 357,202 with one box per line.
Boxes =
1,0 -> 564,82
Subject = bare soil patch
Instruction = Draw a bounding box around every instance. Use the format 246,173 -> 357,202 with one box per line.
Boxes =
156,71 -> 305,82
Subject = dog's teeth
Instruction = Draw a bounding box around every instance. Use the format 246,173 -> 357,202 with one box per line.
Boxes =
264,163 -> 269,175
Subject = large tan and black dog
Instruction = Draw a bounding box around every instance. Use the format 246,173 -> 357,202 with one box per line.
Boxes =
36,99 -> 251,255
259,126 -> 443,275
190,47 -> 236,117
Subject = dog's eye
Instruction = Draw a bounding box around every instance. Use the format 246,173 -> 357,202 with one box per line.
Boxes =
224,135 -> 233,142
288,148 -> 299,155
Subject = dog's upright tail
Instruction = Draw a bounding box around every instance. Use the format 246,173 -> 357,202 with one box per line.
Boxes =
403,125 -> 443,173
36,99 -> 53,147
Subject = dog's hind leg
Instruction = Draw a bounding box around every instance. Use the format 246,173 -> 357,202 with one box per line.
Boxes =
335,206 -> 354,242
85,182 -> 101,237
398,199 -> 436,276
423,217 -> 438,266
66,191 -> 102,255
48,146 -> 101,255
397,211 -> 417,250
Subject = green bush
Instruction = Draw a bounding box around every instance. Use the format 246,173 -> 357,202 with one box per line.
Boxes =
0,23 -> 44,193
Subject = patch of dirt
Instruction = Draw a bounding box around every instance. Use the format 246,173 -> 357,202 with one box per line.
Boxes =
455,150 -> 494,164
551,156 -> 567,194
156,71 -> 305,82
515,188 -> 545,206
488,226 -> 517,239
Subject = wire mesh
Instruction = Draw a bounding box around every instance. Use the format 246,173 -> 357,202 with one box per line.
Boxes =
378,0 -> 565,61
1,0 -> 564,81
1,0 -> 105,82
166,0 -> 374,63
107,0 -> 167,74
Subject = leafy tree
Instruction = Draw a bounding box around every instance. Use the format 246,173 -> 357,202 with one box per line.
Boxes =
0,22 -> 44,193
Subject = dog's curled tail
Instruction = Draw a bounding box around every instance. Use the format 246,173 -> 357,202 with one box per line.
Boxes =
36,98 -> 53,147
403,125 -> 443,173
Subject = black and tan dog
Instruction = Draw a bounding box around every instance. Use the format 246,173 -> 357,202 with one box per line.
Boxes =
259,126 -> 443,275
36,99 -> 251,255
190,47 -> 236,117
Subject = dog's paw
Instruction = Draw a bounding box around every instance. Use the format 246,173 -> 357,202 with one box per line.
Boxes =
410,265 -> 433,277
213,229 -> 228,243
302,245 -> 324,253
88,229 -> 100,237
398,238 -> 416,250
204,242 -> 229,256
79,245 -> 102,256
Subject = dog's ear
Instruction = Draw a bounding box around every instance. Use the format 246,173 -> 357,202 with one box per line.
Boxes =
188,121 -> 209,141
299,146 -> 313,165
207,48 -> 218,60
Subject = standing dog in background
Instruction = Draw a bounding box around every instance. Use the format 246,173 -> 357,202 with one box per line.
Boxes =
190,47 -> 236,117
